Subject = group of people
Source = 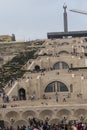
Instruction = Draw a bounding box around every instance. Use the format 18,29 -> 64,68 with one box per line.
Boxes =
2,117 -> 87,130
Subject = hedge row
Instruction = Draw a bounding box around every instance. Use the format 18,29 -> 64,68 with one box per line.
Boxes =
0,49 -> 37,88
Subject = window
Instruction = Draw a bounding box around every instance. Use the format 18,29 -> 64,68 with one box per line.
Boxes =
53,62 -> 60,69
45,81 -> 68,93
45,83 -> 54,92
53,62 -> 69,70
62,62 -> 69,69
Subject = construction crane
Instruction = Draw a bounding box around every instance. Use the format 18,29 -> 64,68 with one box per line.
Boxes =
70,9 -> 87,15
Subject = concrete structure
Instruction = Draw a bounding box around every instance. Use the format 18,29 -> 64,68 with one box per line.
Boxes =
0,37 -> 87,128
47,30 -> 87,39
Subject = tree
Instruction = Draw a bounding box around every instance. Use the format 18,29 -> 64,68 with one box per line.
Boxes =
12,34 -> 16,41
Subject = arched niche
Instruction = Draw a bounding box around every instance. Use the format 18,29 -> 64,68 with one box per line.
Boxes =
74,109 -> 87,118
39,110 -> 54,120
57,109 -> 71,119
13,120 -> 28,129
5,111 -> 19,121
22,110 -> 36,120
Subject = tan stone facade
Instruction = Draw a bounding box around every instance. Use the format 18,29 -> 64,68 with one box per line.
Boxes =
1,37 -> 87,128
0,35 -> 12,42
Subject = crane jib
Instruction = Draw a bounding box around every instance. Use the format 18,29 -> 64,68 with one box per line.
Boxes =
70,9 -> 87,15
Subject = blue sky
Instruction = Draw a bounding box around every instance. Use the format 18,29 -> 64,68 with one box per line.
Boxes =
0,0 -> 87,41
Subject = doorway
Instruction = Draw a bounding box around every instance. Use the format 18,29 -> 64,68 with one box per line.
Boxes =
18,88 -> 26,100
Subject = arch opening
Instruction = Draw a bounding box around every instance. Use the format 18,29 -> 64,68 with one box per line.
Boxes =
34,65 -> 40,72
18,88 -> 26,100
